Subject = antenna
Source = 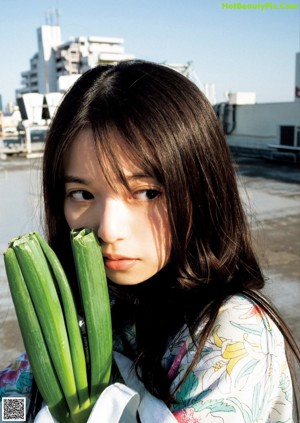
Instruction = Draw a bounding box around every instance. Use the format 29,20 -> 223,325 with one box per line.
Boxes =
55,8 -> 60,26
44,8 -> 60,26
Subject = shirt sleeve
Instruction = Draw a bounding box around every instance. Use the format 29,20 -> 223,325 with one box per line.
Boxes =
165,295 -> 294,423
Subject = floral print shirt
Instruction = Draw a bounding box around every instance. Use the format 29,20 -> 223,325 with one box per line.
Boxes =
165,294 -> 293,422
0,294 -> 294,422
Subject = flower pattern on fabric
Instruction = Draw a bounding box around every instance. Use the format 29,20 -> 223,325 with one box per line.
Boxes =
0,353 -> 32,400
167,295 -> 293,422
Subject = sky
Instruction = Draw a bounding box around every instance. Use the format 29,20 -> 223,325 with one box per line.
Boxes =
0,0 -> 299,107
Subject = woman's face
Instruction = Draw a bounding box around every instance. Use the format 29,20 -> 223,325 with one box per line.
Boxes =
63,128 -> 171,285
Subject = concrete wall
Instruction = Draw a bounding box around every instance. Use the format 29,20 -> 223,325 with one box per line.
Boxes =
227,101 -> 300,150
295,52 -> 300,101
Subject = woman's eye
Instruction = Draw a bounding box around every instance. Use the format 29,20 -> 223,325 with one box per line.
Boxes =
133,189 -> 161,201
68,190 -> 94,201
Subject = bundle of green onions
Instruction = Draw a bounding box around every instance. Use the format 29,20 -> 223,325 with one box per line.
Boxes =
3,228 -> 112,423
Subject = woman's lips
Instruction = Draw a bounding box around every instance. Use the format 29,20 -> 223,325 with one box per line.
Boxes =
104,255 -> 137,271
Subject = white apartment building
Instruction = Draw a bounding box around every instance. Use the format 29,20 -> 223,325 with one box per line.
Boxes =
17,24 -> 135,97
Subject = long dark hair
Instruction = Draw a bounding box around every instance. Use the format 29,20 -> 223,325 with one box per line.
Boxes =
40,60 -> 299,414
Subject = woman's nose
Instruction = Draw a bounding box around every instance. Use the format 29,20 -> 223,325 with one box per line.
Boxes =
96,197 -> 130,244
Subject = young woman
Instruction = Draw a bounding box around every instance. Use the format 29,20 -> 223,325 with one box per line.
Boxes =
1,60 -> 299,422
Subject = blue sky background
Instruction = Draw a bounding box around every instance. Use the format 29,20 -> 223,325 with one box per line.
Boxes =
0,0 -> 299,107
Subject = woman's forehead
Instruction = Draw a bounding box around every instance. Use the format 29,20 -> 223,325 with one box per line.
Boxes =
64,127 -> 151,180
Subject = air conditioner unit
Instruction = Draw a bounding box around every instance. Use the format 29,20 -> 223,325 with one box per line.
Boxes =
279,125 -> 300,147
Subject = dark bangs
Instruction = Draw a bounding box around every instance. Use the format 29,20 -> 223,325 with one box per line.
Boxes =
78,64 -> 196,269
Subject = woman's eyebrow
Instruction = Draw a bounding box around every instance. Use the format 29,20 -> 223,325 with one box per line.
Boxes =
63,175 -> 90,184
63,173 -> 152,185
126,173 -> 152,181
